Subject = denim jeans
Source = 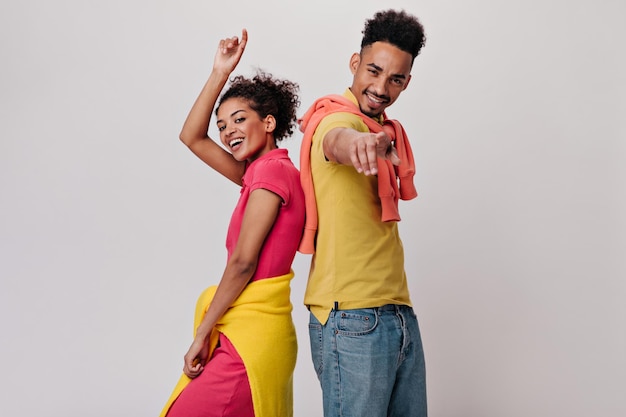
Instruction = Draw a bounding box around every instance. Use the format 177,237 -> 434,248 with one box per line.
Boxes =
309,304 -> 427,417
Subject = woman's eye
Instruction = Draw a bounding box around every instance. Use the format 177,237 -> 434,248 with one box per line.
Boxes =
235,117 -> 245,123
218,125 -> 226,131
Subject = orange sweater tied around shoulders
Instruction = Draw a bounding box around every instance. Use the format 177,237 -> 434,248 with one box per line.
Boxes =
298,94 -> 418,254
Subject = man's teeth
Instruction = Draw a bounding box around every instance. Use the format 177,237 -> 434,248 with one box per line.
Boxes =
229,138 -> 244,147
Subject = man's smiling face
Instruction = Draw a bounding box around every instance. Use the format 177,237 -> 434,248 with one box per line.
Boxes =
349,41 -> 413,118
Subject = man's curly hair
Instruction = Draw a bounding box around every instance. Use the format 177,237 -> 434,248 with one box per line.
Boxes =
361,9 -> 426,63
216,71 -> 300,143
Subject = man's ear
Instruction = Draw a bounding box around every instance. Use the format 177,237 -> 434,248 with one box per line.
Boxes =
264,115 -> 276,133
349,52 -> 361,75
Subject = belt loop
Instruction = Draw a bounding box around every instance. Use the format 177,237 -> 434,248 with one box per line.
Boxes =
334,301 -> 339,311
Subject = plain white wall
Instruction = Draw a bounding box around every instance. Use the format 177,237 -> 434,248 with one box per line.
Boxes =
1,0 -> 624,416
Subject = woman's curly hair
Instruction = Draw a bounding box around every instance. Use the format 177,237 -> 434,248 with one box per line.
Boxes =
361,9 -> 426,63
216,71 -> 300,142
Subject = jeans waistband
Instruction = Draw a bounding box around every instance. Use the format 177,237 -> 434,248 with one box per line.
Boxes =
332,302 -> 409,315
375,304 -> 408,315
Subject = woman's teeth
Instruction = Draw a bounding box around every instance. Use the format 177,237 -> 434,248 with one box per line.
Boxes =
229,138 -> 244,147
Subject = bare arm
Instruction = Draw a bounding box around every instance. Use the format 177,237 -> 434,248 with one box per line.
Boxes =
179,29 -> 249,185
182,188 -> 282,378
322,127 -> 401,176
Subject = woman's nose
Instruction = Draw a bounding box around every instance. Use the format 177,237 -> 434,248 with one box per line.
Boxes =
225,125 -> 236,136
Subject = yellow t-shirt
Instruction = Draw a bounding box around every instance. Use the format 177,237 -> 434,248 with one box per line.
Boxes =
304,89 -> 412,324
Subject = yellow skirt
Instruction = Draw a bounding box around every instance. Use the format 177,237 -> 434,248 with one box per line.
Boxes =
159,271 -> 297,417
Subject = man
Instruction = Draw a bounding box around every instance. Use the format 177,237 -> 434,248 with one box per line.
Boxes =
298,9 -> 428,417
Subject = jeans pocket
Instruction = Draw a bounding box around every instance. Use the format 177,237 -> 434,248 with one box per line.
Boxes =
308,318 -> 324,377
336,309 -> 378,336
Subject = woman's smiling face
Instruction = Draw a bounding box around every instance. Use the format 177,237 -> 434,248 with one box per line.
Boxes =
216,97 -> 276,161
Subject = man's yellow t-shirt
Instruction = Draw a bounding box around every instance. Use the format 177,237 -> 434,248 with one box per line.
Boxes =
305,89 -> 412,324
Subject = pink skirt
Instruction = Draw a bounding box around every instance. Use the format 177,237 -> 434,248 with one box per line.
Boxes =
166,333 -> 255,417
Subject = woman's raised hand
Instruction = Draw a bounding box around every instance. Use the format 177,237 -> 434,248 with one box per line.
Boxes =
213,28 -> 248,76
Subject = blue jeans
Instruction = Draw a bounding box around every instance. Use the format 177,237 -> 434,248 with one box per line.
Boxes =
309,304 -> 427,417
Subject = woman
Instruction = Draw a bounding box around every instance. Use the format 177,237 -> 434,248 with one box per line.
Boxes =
160,29 -> 304,417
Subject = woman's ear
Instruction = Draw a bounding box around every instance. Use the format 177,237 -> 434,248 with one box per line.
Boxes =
264,115 -> 276,133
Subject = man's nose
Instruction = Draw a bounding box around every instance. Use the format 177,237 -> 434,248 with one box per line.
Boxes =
372,77 -> 388,95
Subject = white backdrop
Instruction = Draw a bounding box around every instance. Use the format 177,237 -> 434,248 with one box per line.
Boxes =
1,0 -> 625,416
